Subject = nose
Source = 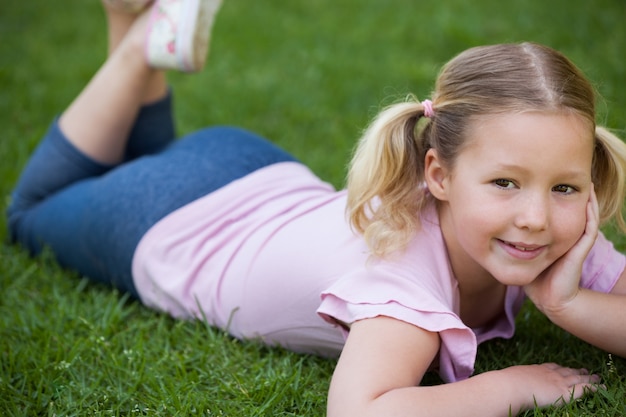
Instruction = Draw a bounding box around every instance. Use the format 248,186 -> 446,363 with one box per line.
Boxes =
513,191 -> 549,231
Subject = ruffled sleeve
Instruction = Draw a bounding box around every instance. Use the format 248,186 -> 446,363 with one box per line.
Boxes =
317,266 -> 477,382
316,207 -> 479,382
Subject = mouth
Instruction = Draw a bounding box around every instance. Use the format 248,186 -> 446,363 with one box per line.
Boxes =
497,239 -> 546,260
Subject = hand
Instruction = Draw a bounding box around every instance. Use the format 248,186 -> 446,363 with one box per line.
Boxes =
524,185 -> 600,315
501,363 -> 602,412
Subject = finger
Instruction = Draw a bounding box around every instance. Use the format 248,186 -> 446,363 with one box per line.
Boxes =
557,382 -> 602,407
542,362 -> 561,371
556,367 -> 581,378
589,183 -> 599,211
556,366 -> 593,378
585,370 -> 601,382
564,371 -> 601,386
565,186 -> 599,261
570,382 -> 601,400
587,183 -> 600,231
574,373 -> 600,384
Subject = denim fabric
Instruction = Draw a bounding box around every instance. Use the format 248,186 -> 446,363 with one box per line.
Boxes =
7,94 -> 297,297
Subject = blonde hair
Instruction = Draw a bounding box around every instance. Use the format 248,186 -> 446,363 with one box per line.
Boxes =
347,42 -> 626,257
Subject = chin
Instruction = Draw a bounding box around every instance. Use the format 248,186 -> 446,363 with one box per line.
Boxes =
493,276 -> 533,287
490,266 -> 543,287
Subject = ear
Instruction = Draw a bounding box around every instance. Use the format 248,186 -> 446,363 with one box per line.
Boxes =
424,149 -> 450,201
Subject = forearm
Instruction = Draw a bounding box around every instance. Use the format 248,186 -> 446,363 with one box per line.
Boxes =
329,318 -> 598,417
542,288 -> 626,357
351,370 -> 525,417
331,364 -> 599,417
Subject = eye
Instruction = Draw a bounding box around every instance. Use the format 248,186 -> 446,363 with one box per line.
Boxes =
552,184 -> 577,195
493,179 -> 516,189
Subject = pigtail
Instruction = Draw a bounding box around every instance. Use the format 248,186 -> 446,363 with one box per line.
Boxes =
593,126 -> 626,232
346,98 -> 432,257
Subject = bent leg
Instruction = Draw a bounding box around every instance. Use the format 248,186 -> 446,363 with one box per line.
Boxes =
59,10 -> 162,165
7,89 -> 175,229
7,4 -> 173,221
8,126 -> 298,298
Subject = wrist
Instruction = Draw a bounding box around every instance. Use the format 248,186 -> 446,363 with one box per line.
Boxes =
491,367 -> 535,414
534,288 -> 582,320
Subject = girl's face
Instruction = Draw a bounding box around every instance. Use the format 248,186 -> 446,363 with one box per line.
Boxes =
427,111 -> 594,287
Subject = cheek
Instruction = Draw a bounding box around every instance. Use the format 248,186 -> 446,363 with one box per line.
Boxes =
451,198 -> 500,245
553,203 -> 588,249
458,195 -> 503,229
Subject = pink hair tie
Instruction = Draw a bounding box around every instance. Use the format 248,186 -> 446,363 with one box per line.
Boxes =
422,99 -> 434,118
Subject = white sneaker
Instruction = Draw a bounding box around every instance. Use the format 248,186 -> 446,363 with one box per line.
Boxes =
145,0 -> 223,72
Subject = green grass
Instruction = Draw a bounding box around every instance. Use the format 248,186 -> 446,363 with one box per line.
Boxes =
1,0 -> 625,415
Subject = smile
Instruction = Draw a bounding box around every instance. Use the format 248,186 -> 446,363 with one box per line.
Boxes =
512,244 -> 535,251
497,239 -> 546,260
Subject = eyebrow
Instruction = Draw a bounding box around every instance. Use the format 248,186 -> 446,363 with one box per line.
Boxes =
492,163 -> 590,181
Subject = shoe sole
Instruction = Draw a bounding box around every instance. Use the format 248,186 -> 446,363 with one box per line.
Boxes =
145,0 -> 222,72
176,0 -> 222,72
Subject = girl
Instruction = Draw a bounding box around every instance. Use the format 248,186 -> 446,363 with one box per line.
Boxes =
7,0 -> 626,415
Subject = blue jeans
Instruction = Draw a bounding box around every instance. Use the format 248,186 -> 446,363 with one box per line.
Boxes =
7,93 -> 298,298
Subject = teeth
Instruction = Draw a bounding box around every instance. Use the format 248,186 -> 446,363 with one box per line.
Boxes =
514,245 -> 530,251
501,240 -> 539,251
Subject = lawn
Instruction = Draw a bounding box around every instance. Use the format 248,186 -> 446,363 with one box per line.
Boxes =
1,0 -> 625,415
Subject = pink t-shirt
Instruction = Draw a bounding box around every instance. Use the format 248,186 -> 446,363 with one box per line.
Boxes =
132,162 -> 625,382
